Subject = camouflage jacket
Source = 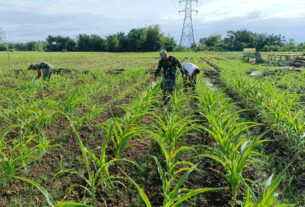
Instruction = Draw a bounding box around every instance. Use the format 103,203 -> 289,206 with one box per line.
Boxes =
155,56 -> 184,79
36,62 -> 53,70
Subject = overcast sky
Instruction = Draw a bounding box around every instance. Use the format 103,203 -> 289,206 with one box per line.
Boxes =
0,0 -> 304,43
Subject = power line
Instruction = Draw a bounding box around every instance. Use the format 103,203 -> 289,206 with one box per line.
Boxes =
179,0 -> 198,47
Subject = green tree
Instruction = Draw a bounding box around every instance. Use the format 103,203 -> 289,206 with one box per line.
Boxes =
35,41 -> 47,51
46,35 -> 77,51
90,34 -> 107,51
161,35 -> 176,52
117,32 -> 129,52
255,33 -> 269,51
14,43 -> 26,51
106,34 -> 120,52
297,43 -> 305,52
143,25 -> 162,51
127,28 -> 147,51
283,39 -> 297,51
25,41 -> 36,51
199,34 -> 223,51
223,30 -> 257,51
77,34 -> 107,51
50,25 -> 177,52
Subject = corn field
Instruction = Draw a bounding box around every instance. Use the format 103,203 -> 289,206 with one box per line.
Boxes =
0,52 -> 304,206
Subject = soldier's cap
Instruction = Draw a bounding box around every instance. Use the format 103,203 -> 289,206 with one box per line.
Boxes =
160,50 -> 168,57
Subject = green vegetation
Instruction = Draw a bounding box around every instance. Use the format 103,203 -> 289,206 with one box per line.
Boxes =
1,25 -> 176,52
197,30 -> 305,52
2,27 -> 305,52
0,51 -> 304,206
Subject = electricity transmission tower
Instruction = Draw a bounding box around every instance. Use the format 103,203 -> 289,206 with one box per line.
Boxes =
179,0 -> 198,47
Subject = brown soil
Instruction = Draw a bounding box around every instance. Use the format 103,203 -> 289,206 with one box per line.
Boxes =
0,75 -> 152,206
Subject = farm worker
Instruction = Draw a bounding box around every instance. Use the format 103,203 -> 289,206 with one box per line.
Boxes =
182,63 -> 201,91
154,50 -> 186,104
28,62 -> 53,81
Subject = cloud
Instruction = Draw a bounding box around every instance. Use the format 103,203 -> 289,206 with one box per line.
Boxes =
0,0 -> 304,42
196,0 -> 305,22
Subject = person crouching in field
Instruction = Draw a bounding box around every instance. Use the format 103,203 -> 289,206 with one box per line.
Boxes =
28,62 -> 53,81
182,63 -> 201,92
154,50 -> 186,104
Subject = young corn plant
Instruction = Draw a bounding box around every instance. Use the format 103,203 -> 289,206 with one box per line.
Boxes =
110,86 -> 158,157
266,94 -> 305,149
83,104 -> 104,126
221,67 -> 305,151
28,107 -> 56,132
242,171 -> 293,207
110,117 -> 145,157
14,176 -> 93,207
201,137 -> 264,204
58,114 -> 142,205
149,101 -> 219,206
62,89 -> 88,114
196,83 -> 264,205
0,132 -> 51,187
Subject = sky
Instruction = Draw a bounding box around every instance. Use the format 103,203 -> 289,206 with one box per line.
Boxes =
0,0 -> 304,43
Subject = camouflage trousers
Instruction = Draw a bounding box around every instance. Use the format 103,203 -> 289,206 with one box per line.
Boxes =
42,68 -> 52,81
161,78 -> 176,104
161,78 -> 176,94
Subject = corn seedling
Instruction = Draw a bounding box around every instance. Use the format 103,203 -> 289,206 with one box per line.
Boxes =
149,101 -> 219,206
57,114 -> 142,204
242,171 -> 294,207
196,81 -> 265,204
14,176 -> 94,207
0,132 -> 51,187
110,86 -> 157,157
220,65 -> 305,151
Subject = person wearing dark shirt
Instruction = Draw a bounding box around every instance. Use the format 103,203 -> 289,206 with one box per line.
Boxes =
28,62 -> 53,81
154,50 -> 186,104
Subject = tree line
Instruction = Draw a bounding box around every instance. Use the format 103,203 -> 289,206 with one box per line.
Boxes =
196,30 -> 305,52
1,26 -> 304,52
0,25 -> 177,52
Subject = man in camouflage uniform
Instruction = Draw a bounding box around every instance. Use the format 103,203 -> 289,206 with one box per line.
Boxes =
28,62 -> 53,81
154,50 -> 186,104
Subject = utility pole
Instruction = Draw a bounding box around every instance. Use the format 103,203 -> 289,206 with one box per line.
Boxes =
6,43 -> 11,68
0,30 -> 11,68
179,0 -> 198,47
